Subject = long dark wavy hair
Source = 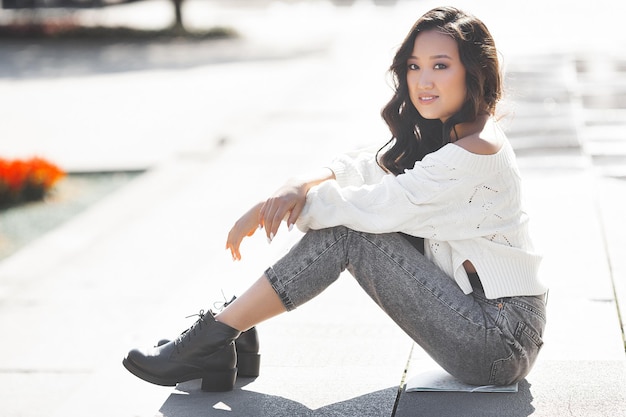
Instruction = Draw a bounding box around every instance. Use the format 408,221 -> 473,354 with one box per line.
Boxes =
378,7 -> 502,175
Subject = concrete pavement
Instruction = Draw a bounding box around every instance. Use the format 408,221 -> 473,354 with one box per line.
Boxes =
0,1 -> 625,416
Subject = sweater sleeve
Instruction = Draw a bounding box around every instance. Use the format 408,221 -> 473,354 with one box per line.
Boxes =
296,143 -> 515,240
327,146 -> 388,188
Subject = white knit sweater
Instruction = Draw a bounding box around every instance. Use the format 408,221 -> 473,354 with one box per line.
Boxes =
296,138 -> 547,299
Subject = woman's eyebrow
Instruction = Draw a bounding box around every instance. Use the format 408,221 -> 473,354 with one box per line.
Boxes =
408,54 -> 453,60
430,54 -> 452,59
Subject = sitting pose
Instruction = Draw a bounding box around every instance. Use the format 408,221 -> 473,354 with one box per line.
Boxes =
123,6 -> 548,392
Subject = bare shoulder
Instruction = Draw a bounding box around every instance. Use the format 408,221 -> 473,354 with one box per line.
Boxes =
454,121 -> 504,156
454,135 -> 502,155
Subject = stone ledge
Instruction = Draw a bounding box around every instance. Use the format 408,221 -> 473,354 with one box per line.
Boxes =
395,359 -> 626,417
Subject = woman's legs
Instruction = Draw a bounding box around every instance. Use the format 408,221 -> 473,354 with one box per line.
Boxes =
215,275 -> 286,332
218,226 -> 544,385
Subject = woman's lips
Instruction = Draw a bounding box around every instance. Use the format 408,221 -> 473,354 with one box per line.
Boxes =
418,95 -> 438,104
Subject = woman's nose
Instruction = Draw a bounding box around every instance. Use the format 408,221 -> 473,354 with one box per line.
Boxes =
418,71 -> 433,89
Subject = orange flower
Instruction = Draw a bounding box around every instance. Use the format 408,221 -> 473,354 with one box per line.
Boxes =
27,157 -> 65,188
0,156 -> 65,206
6,159 -> 29,191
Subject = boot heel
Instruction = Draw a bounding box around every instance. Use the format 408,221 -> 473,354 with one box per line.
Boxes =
237,352 -> 261,377
200,368 -> 237,392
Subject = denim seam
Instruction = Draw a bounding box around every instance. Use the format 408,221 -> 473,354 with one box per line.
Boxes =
265,267 -> 296,312
515,322 -> 543,347
506,299 -> 547,321
489,350 -> 515,385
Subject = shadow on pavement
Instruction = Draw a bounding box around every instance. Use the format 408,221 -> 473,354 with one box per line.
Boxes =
159,379 -> 536,417
160,379 -> 399,417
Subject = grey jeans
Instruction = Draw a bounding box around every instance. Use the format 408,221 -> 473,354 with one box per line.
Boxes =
265,226 -> 546,386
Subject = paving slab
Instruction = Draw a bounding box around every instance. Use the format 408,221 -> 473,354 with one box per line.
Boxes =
596,176 -> 626,347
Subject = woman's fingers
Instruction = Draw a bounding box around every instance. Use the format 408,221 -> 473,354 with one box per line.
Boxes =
258,179 -> 310,241
226,222 -> 249,260
225,234 -> 242,261
260,199 -> 279,241
225,202 -> 263,260
261,197 -> 296,241
286,198 -> 305,229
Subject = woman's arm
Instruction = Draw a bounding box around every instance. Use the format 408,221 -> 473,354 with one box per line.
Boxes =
329,146 -> 388,188
295,145 -> 496,239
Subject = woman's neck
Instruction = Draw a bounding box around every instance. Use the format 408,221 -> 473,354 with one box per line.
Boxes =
450,114 -> 490,142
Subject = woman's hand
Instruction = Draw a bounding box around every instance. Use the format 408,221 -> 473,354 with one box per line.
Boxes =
226,168 -> 335,260
260,168 -> 335,241
259,178 -> 308,242
226,202 -> 263,261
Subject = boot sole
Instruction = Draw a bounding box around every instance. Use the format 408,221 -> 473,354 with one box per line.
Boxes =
122,357 -> 237,392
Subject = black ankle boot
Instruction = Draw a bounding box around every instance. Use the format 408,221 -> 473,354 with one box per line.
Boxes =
123,310 -> 241,392
157,327 -> 260,377
231,326 -> 261,377
157,296 -> 261,378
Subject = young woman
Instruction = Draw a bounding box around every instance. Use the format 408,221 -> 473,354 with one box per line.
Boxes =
123,6 -> 548,391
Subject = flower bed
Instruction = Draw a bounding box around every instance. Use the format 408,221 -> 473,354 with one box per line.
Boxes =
0,157 -> 65,208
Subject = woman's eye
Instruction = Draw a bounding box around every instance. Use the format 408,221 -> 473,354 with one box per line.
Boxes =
408,63 -> 419,70
434,63 -> 447,70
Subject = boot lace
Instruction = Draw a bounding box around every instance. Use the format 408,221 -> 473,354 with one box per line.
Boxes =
168,293 -> 236,352
173,309 -> 208,351
212,294 -> 237,313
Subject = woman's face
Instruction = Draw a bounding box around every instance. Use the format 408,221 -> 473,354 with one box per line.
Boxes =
406,29 -> 467,122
